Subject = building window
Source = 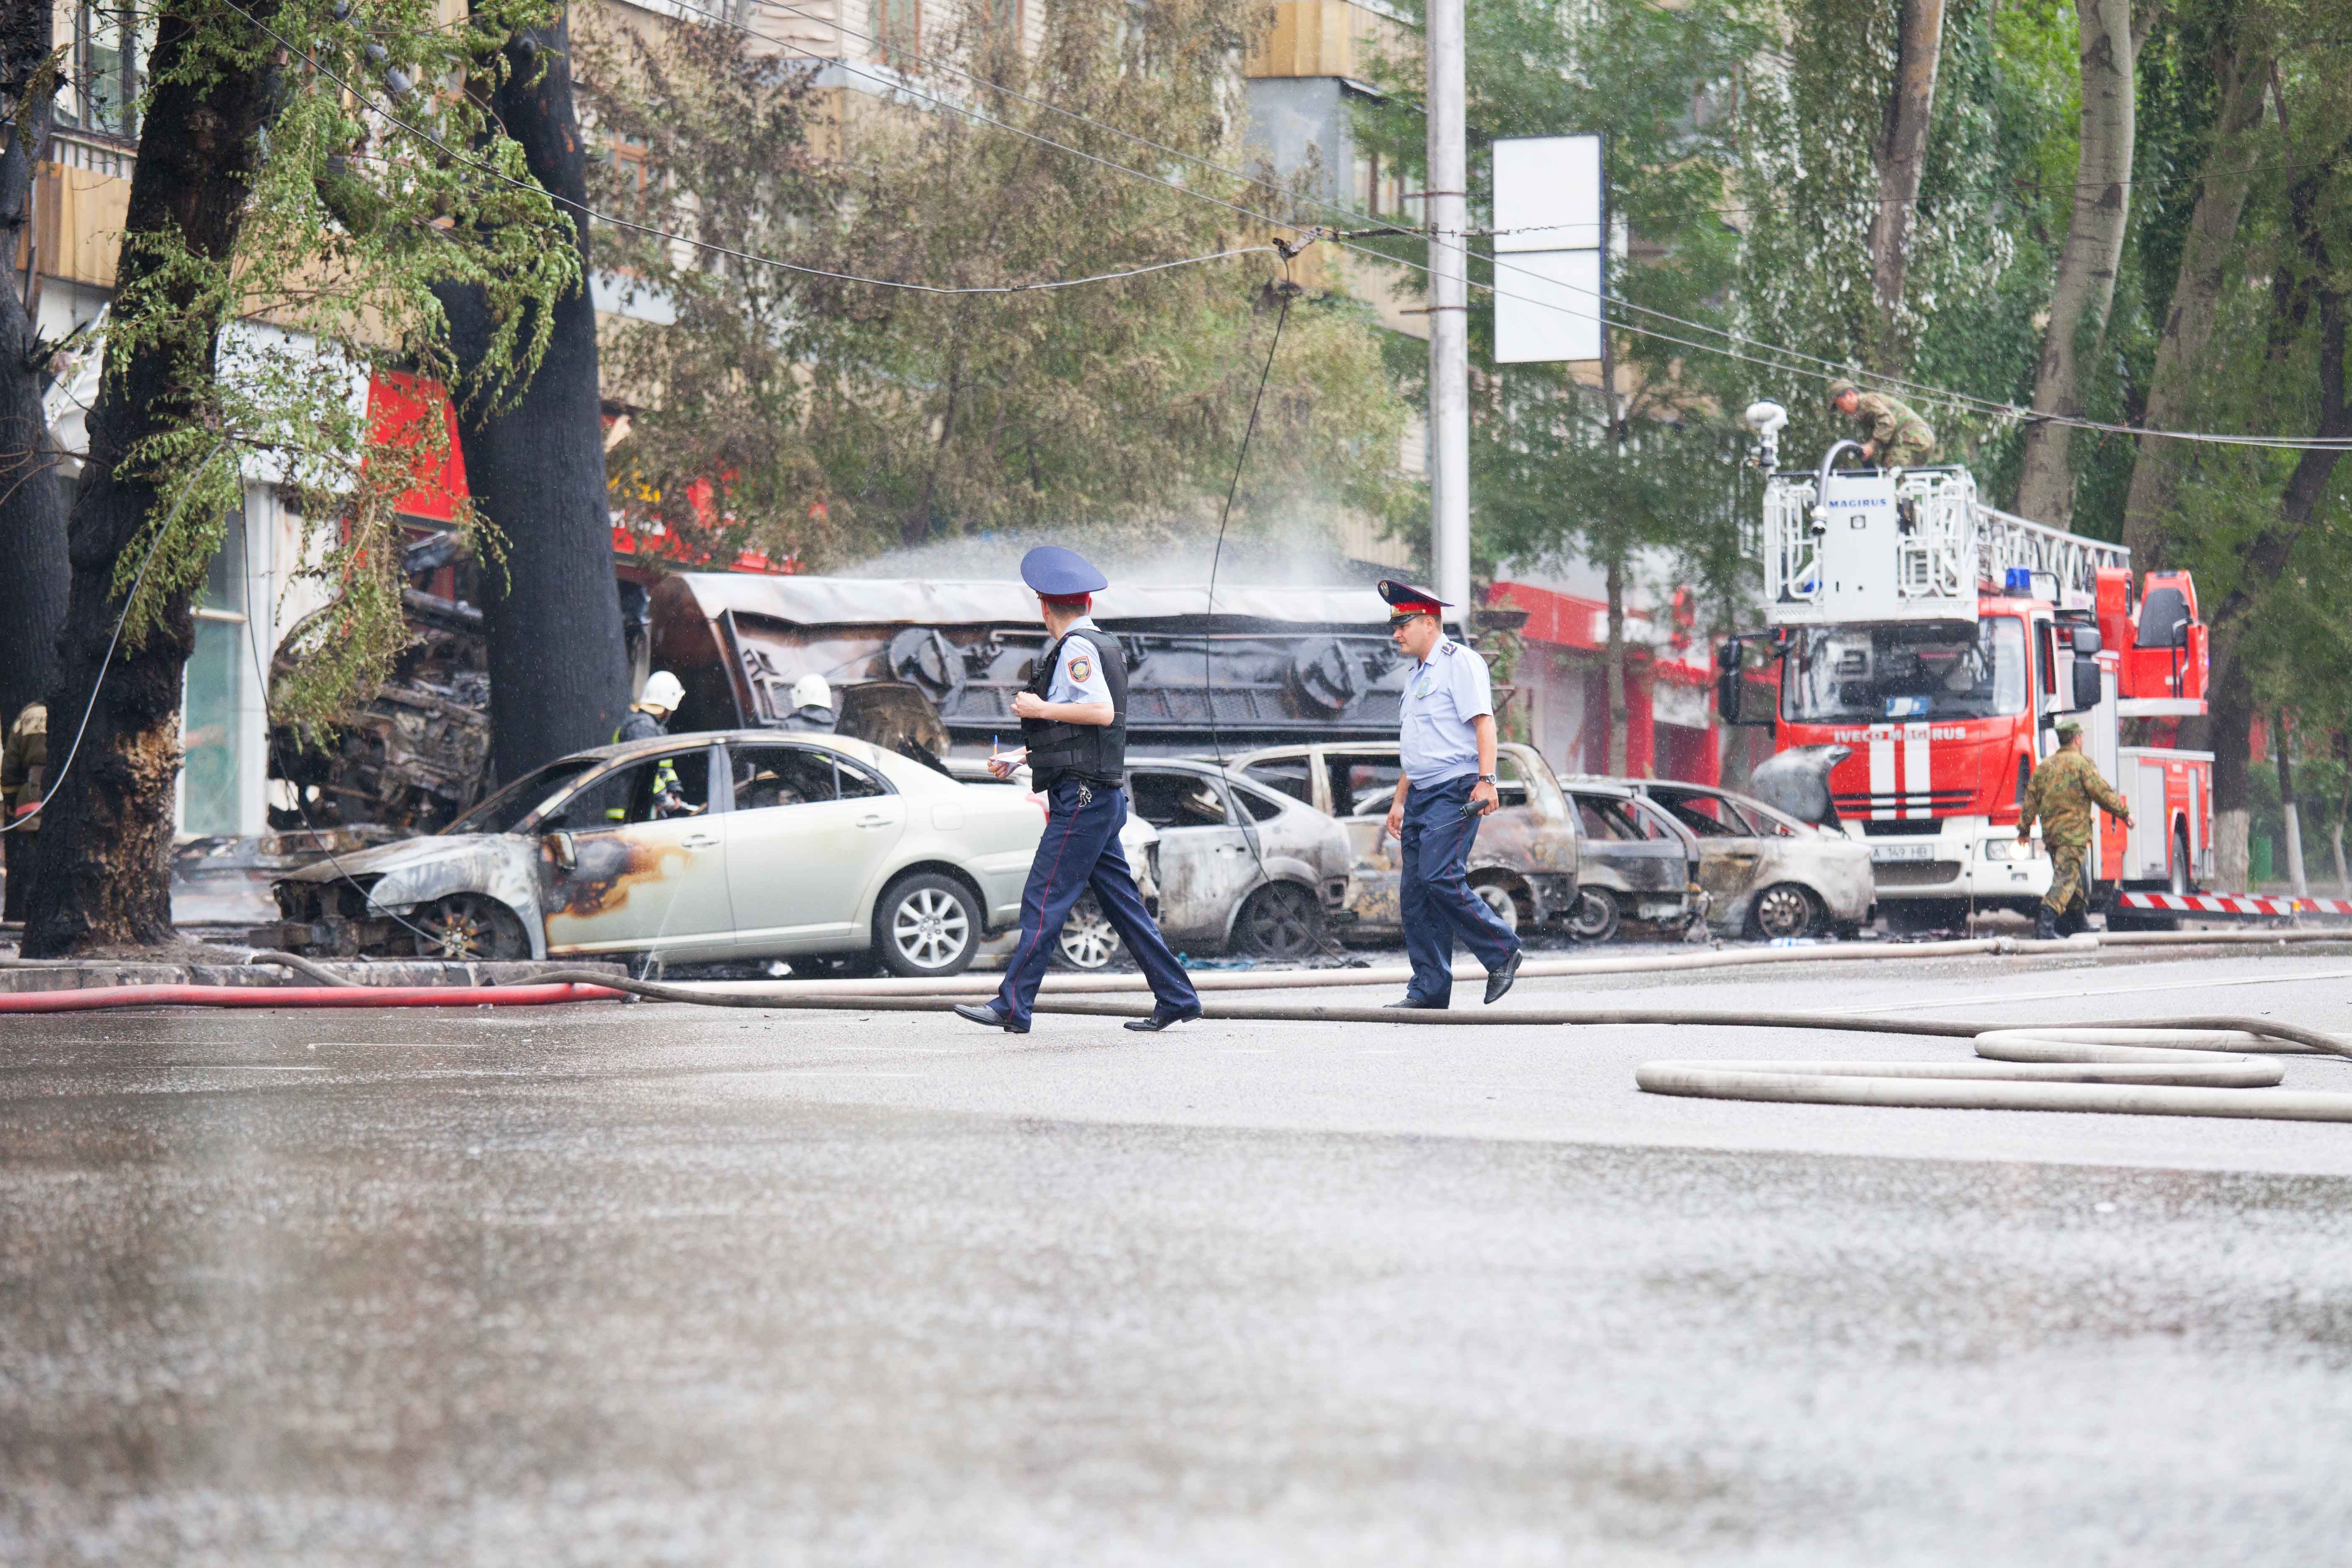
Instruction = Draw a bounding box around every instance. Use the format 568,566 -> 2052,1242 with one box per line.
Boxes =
610,131 -> 651,194
875,0 -> 920,67
183,522 -> 249,837
67,4 -> 150,141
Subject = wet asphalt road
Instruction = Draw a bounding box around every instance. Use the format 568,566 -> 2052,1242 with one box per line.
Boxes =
6,945 -> 2352,1564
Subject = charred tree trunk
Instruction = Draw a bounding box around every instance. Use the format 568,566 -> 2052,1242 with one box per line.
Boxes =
2014,0 -> 2141,527
2119,39 -> 2268,568
22,6 -> 274,955
1865,0 -> 1945,372
436,11 -> 629,784
0,5 -> 65,730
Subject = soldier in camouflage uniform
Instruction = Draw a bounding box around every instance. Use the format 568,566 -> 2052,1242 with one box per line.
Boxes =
1828,379 -> 1938,470
2016,718 -> 2133,941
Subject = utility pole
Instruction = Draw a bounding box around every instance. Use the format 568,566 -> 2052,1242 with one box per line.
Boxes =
1426,0 -> 1470,614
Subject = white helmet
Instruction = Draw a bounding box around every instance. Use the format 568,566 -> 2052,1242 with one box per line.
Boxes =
791,673 -> 833,711
640,670 -> 686,713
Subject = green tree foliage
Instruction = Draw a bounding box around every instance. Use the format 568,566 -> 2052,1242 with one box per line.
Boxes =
96,0 -> 578,732
1352,0 -> 1766,747
583,0 -> 1408,569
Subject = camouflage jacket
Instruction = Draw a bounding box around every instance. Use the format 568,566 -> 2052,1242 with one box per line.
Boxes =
1851,391 -> 1936,455
2019,747 -> 2128,849
1,701 -> 47,830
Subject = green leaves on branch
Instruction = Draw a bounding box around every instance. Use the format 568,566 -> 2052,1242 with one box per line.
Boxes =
96,0 -> 581,732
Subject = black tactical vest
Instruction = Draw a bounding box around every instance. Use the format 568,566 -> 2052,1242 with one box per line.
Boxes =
1021,628 -> 1128,791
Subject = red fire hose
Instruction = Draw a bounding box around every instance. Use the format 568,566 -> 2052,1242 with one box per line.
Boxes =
0,981 -> 624,1014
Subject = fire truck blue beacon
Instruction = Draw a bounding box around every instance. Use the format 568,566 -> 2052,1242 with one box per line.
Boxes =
952,547 -> 1204,1036
1376,579 -> 1524,1009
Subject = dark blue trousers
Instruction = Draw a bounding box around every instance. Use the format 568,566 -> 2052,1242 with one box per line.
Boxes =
1400,773 -> 1522,1006
996,780 -> 1199,1030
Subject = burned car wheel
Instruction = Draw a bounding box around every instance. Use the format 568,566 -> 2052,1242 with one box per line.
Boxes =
1236,882 -> 1321,961
1566,888 -> 1621,944
1472,878 -> 1522,934
1055,892 -> 1123,970
1749,882 -> 1822,940
875,871 -> 979,977
409,893 -> 529,962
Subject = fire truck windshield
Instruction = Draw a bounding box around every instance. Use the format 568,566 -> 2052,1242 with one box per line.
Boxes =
1780,617 -> 2027,724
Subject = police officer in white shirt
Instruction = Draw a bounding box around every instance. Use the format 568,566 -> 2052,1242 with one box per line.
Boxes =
1377,580 -> 1523,1008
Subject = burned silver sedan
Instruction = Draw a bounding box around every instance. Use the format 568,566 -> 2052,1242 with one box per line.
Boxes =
1628,779 -> 1876,939
257,731 -> 1143,977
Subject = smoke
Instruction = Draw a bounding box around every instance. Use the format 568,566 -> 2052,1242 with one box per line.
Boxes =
838,525 -> 1393,588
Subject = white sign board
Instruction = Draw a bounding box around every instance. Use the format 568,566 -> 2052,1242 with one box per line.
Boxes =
1493,249 -> 1602,364
1491,133 -> 1605,365
1493,134 -> 1603,253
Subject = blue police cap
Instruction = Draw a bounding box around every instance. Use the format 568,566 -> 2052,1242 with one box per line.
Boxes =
1020,545 -> 1109,598
1377,578 -> 1450,615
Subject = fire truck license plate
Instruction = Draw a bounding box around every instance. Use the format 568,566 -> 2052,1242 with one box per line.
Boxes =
1869,842 -> 1939,862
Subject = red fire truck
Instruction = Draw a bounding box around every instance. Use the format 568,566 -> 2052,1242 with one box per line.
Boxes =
1718,419 -> 2213,929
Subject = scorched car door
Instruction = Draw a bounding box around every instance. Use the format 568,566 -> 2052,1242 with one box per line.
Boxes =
1127,769 -> 1254,946
722,744 -> 908,949
1646,787 -> 1764,908
537,747 -> 733,957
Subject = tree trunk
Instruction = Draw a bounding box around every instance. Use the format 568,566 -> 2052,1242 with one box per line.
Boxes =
0,6 -> 66,732
1604,553 -> 1627,776
2277,709 -> 2307,896
22,4 -> 275,956
2207,635 -> 2251,892
1865,0 -> 1945,372
436,10 -> 629,784
2014,0 -> 2140,526
2118,40 -> 2268,568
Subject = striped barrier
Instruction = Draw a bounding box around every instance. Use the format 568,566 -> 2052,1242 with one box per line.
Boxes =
2115,891 -> 2352,918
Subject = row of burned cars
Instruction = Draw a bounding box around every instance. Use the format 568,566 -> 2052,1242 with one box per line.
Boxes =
255,728 -> 1876,974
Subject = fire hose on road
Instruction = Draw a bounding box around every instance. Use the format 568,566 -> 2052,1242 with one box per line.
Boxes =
4,943 -> 2350,1126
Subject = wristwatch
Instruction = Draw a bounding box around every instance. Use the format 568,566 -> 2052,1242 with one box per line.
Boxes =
1477,773 -> 1497,784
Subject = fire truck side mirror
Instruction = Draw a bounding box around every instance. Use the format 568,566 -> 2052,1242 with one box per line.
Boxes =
1715,640 -> 1774,728
2069,626 -> 2102,656
2071,658 -> 2102,711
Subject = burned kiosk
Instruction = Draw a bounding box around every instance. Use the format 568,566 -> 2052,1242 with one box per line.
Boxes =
647,573 -> 1420,757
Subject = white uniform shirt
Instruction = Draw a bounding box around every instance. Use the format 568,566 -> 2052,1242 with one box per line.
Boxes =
1044,619 -> 1113,708
1398,637 -> 1493,785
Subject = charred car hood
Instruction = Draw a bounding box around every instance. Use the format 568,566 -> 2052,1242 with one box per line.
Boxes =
278,832 -> 518,883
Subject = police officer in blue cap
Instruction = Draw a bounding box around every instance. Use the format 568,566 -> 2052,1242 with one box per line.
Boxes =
953,547 -> 1203,1035
1377,579 -> 1523,1008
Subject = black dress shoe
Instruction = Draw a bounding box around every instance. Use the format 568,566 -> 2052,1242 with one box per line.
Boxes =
1382,995 -> 1447,1010
1483,949 -> 1523,1005
1124,1001 -> 1204,1033
952,1001 -> 1026,1033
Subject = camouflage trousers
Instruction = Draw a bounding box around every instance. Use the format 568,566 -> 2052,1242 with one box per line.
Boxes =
2041,841 -> 2090,916
1880,436 -> 1937,471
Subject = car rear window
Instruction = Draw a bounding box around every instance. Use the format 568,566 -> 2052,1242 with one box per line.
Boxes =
1241,757 -> 1314,805
1650,789 -> 1744,838
1330,757 -> 1403,817
1130,770 -> 1232,829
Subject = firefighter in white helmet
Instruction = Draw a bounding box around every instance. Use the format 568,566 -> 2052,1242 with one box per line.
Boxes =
615,671 -> 686,745
779,672 -> 838,733
611,670 -> 697,819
